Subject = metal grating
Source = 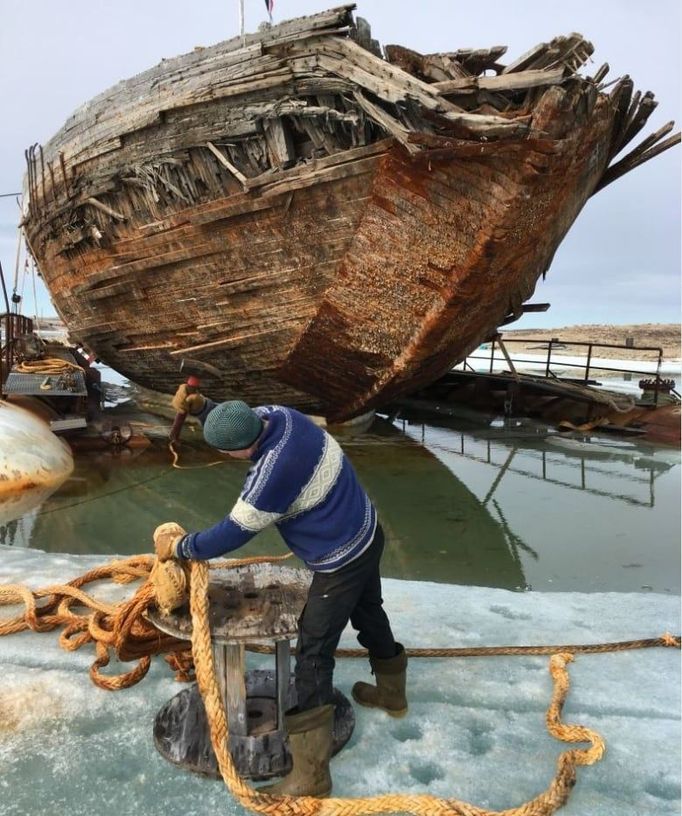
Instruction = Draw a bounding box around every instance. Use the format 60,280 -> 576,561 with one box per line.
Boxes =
3,370 -> 88,397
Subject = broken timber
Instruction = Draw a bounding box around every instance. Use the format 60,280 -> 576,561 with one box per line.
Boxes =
22,5 -> 680,419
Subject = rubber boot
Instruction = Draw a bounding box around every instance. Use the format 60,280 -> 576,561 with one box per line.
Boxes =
351,644 -> 408,717
259,704 -> 334,797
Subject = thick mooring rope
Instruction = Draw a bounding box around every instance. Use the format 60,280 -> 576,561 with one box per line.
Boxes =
1,554 -> 679,816
190,559 -> 602,816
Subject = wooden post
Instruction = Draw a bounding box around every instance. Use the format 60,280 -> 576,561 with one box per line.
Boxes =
584,344 -> 593,383
496,336 -> 519,382
239,0 -> 245,47
215,643 -> 248,736
545,339 -> 554,378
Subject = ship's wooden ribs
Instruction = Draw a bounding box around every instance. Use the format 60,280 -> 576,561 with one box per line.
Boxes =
592,63 -> 610,85
595,131 -> 681,193
617,92 -> 658,154
502,34 -> 593,75
602,121 -> 675,177
605,76 -> 634,160
263,118 -> 296,167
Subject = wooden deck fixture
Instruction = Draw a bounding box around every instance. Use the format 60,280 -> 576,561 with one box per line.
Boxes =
147,563 -> 354,779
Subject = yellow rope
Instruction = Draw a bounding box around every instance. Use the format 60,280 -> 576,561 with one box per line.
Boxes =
169,441 -> 229,470
15,357 -> 83,375
0,553 -> 294,688
190,560 -> 607,816
0,555 -> 679,816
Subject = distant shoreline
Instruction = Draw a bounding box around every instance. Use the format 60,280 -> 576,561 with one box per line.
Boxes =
501,323 -> 680,362
31,317 -> 682,362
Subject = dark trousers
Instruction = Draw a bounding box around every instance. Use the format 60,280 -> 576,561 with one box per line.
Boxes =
294,524 -> 397,711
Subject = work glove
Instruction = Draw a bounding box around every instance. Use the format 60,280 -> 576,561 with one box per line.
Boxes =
154,522 -> 187,561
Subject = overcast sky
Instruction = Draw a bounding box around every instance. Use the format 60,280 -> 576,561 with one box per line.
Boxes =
0,0 -> 679,328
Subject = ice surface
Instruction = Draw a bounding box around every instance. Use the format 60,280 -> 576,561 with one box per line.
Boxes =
0,547 -> 679,816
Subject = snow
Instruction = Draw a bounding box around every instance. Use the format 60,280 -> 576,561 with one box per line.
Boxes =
0,546 -> 679,816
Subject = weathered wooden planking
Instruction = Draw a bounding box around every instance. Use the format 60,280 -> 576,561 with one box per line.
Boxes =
148,564 -> 311,644
384,44 -> 471,83
279,94 -> 616,419
22,5 -> 679,419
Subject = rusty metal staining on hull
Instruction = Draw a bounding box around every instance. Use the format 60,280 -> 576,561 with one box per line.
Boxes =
22,5 -> 680,419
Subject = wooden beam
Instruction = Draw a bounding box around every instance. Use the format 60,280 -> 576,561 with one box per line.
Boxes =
84,197 -> 127,221
352,91 -> 419,154
434,67 -> 565,96
206,141 -> 249,190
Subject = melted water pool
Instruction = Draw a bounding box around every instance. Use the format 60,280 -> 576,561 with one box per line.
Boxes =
2,413 -> 678,594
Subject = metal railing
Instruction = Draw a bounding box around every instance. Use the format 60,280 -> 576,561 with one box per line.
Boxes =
461,337 -> 678,406
1,312 -> 34,395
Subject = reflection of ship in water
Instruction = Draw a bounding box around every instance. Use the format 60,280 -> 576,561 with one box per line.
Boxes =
341,420 -> 527,589
0,484 -> 66,548
9,420 -> 527,590
4,442 -> 165,552
400,415 -> 675,509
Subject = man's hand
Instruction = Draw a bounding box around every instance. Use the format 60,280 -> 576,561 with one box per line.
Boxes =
154,522 -> 187,561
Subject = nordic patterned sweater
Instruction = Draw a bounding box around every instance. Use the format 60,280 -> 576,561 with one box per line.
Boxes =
178,405 -> 377,571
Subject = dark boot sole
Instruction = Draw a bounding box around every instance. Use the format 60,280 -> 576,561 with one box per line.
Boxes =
352,692 -> 408,718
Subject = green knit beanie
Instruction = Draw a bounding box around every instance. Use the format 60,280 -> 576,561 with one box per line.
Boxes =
203,401 -> 263,451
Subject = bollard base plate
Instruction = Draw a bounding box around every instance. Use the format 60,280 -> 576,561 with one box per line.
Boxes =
154,669 -> 355,780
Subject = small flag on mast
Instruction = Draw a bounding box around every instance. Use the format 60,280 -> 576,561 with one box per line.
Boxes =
264,0 -> 274,23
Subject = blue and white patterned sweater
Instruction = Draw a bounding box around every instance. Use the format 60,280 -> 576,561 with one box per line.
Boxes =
179,405 -> 377,571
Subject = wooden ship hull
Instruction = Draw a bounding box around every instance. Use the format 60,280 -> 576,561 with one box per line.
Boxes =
21,5 -> 679,419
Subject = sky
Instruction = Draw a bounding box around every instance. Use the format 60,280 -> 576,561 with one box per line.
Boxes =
0,0 -> 679,328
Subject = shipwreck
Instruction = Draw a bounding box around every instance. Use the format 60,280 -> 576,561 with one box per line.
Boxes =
20,5 -> 679,419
